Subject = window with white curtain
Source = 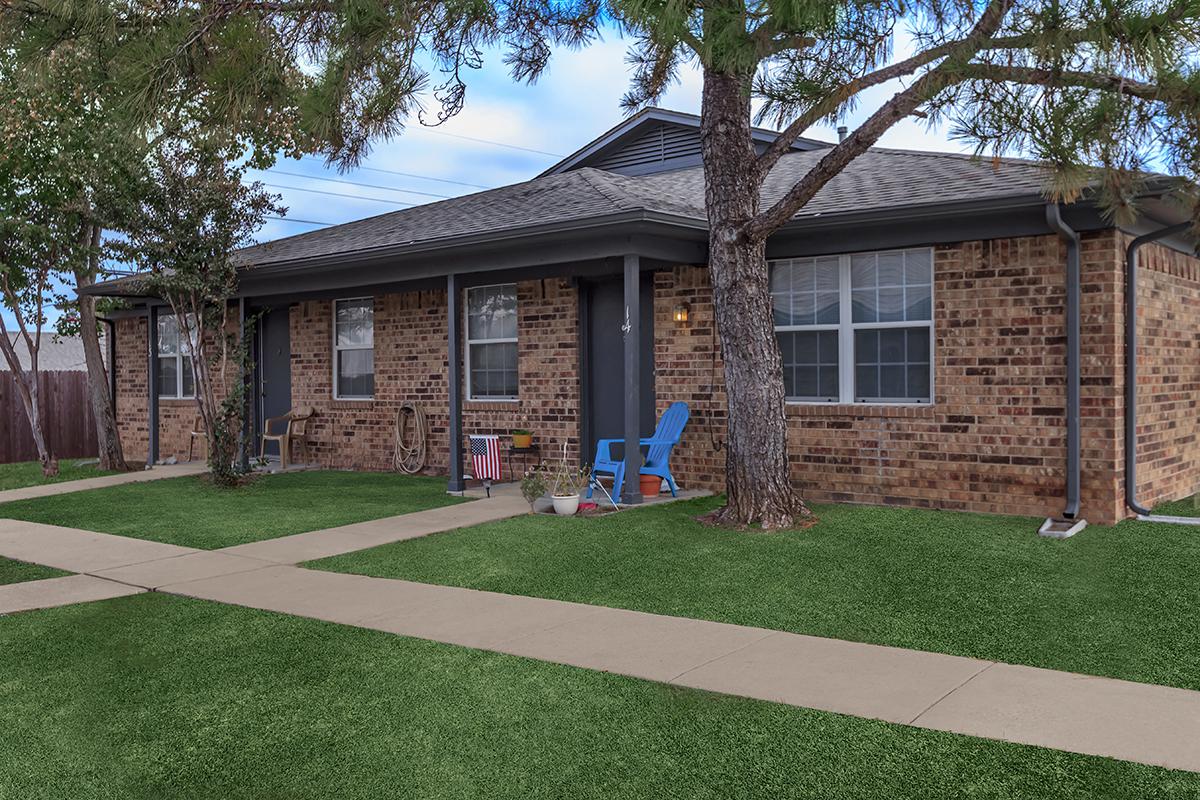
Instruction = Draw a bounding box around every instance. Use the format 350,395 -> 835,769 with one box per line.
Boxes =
156,313 -> 196,399
771,248 -> 934,404
333,298 -> 374,399
466,284 -> 518,400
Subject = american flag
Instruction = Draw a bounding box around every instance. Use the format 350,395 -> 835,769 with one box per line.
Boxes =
469,435 -> 502,482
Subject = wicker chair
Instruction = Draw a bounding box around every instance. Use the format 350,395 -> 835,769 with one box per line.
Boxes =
259,406 -> 314,469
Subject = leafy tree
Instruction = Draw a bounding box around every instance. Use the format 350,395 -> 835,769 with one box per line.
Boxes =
110,145 -> 283,487
9,0 -> 1197,525
0,11 -> 303,474
0,48 -> 100,476
0,41 -> 151,472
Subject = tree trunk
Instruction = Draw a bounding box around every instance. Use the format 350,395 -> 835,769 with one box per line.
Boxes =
75,233 -> 130,471
13,370 -> 56,477
700,68 -> 813,529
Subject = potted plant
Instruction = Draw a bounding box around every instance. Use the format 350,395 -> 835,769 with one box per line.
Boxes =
639,474 -> 662,497
546,444 -> 589,516
512,428 -> 533,449
520,467 -> 546,512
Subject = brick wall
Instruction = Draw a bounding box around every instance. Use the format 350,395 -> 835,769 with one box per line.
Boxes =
1130,239 -> 1200,508
110,231 -> 1200,524
654,232 -> 1130,524
113,311 -> 244,465
114,317 -> 150,460
653,266 -> 727,492
288,278 -> 580,476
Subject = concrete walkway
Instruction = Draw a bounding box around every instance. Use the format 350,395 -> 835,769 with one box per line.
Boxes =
147,565 -> 1200,773
0,461 -> 207,504
0,574 -> 143,614
3,494 -> 1200,773
221,492 -> 530,564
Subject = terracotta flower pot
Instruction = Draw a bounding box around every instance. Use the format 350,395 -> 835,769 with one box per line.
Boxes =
512,433 -> 533,449
639,474 -> 662,497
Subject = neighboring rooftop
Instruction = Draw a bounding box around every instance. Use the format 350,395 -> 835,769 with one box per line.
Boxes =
2,334 -> 103,372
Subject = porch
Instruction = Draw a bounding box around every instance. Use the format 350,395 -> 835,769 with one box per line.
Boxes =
114,218 -> 711,503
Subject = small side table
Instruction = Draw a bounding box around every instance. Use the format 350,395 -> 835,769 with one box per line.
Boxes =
506,444 -> 542,479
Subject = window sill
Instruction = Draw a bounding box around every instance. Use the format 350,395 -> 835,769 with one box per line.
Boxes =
330,398 -> 376,410
158,397 -> 196,406
464,398 -> 521,412
786,402 -> 936,419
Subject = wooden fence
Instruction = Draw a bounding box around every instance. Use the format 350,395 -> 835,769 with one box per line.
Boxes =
0,371 -> 98,464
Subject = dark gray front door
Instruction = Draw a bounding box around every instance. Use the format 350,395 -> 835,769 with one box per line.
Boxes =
256,306 -> 292,442
584,274 -> 655,461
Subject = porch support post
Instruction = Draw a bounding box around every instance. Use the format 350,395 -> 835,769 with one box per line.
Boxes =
238,298 -> 251,472
147,305 -> 160,466
447,274 -> 466,492
621,253 -> 643,504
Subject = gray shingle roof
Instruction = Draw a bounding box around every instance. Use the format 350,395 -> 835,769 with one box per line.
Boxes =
235,147 -> 1053,268
2,333 -> 102,372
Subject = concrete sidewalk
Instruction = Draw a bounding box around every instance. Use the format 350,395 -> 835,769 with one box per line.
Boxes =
149,563 -> 1200,774
0,461 -> 207,505
220,492 -> 530,564
0,574 -> 143,614
4,495 -> 1200,773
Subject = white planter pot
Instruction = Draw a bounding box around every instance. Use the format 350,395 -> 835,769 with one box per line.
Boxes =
552,494 -> 580,516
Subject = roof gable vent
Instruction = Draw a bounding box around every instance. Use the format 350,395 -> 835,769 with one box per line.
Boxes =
592,122 -> 703,175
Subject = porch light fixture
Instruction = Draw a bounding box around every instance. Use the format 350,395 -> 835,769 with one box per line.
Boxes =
672,302 -> 690,324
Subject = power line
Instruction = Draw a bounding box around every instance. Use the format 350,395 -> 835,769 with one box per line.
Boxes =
261,168 -> 456,200
410,127 -> 565,158
265,215 -> 334,227
299,156 -> 492,190
262,182 -> 417,207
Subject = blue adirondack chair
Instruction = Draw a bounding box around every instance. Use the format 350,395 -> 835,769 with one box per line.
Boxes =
587,402 -> 690,502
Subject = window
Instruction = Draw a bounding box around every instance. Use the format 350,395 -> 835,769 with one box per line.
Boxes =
771,248 -> 933,404
333,298 -> 374,399
156,313 -> 195,399
466,284 -> 518,400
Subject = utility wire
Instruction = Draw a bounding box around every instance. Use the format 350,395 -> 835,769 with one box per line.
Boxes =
298,155 -> 492,190
260,168 -> 456,200
409,127 -> 565,157
265,215 -> 334,227
262,182 -> 418,207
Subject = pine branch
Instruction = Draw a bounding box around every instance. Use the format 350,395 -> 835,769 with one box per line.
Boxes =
754,38 -> 971,177
755,4 -> 1198,178
958,64 -> 1183,103
747,0 -> 1016,240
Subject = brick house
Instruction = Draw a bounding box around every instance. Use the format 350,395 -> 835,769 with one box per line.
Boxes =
88,108 -> 1199,527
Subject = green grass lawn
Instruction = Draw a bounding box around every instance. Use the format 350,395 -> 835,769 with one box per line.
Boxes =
2,593 -> 1196,799
0,459 -> 116,492
0,471 -> 466,550
0,556 -> 67,585
314,497 -> 1200,693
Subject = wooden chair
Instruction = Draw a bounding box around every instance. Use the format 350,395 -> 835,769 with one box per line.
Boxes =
187,415 -> 207,462
260,406 -> 314,469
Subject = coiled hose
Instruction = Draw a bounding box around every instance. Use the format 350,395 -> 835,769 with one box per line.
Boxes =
392,402 -> 427,474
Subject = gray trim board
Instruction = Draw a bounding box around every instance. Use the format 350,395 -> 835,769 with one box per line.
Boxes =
446,273 -> 466,493
147,305 -> 160,466
621,253 -> 643,505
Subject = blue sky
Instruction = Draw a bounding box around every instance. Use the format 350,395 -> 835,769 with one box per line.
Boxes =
3,33 -> 969,330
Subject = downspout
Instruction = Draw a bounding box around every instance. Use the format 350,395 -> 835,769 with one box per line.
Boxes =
1041,204 -> 1086,538
1124,221 -> 1200,524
